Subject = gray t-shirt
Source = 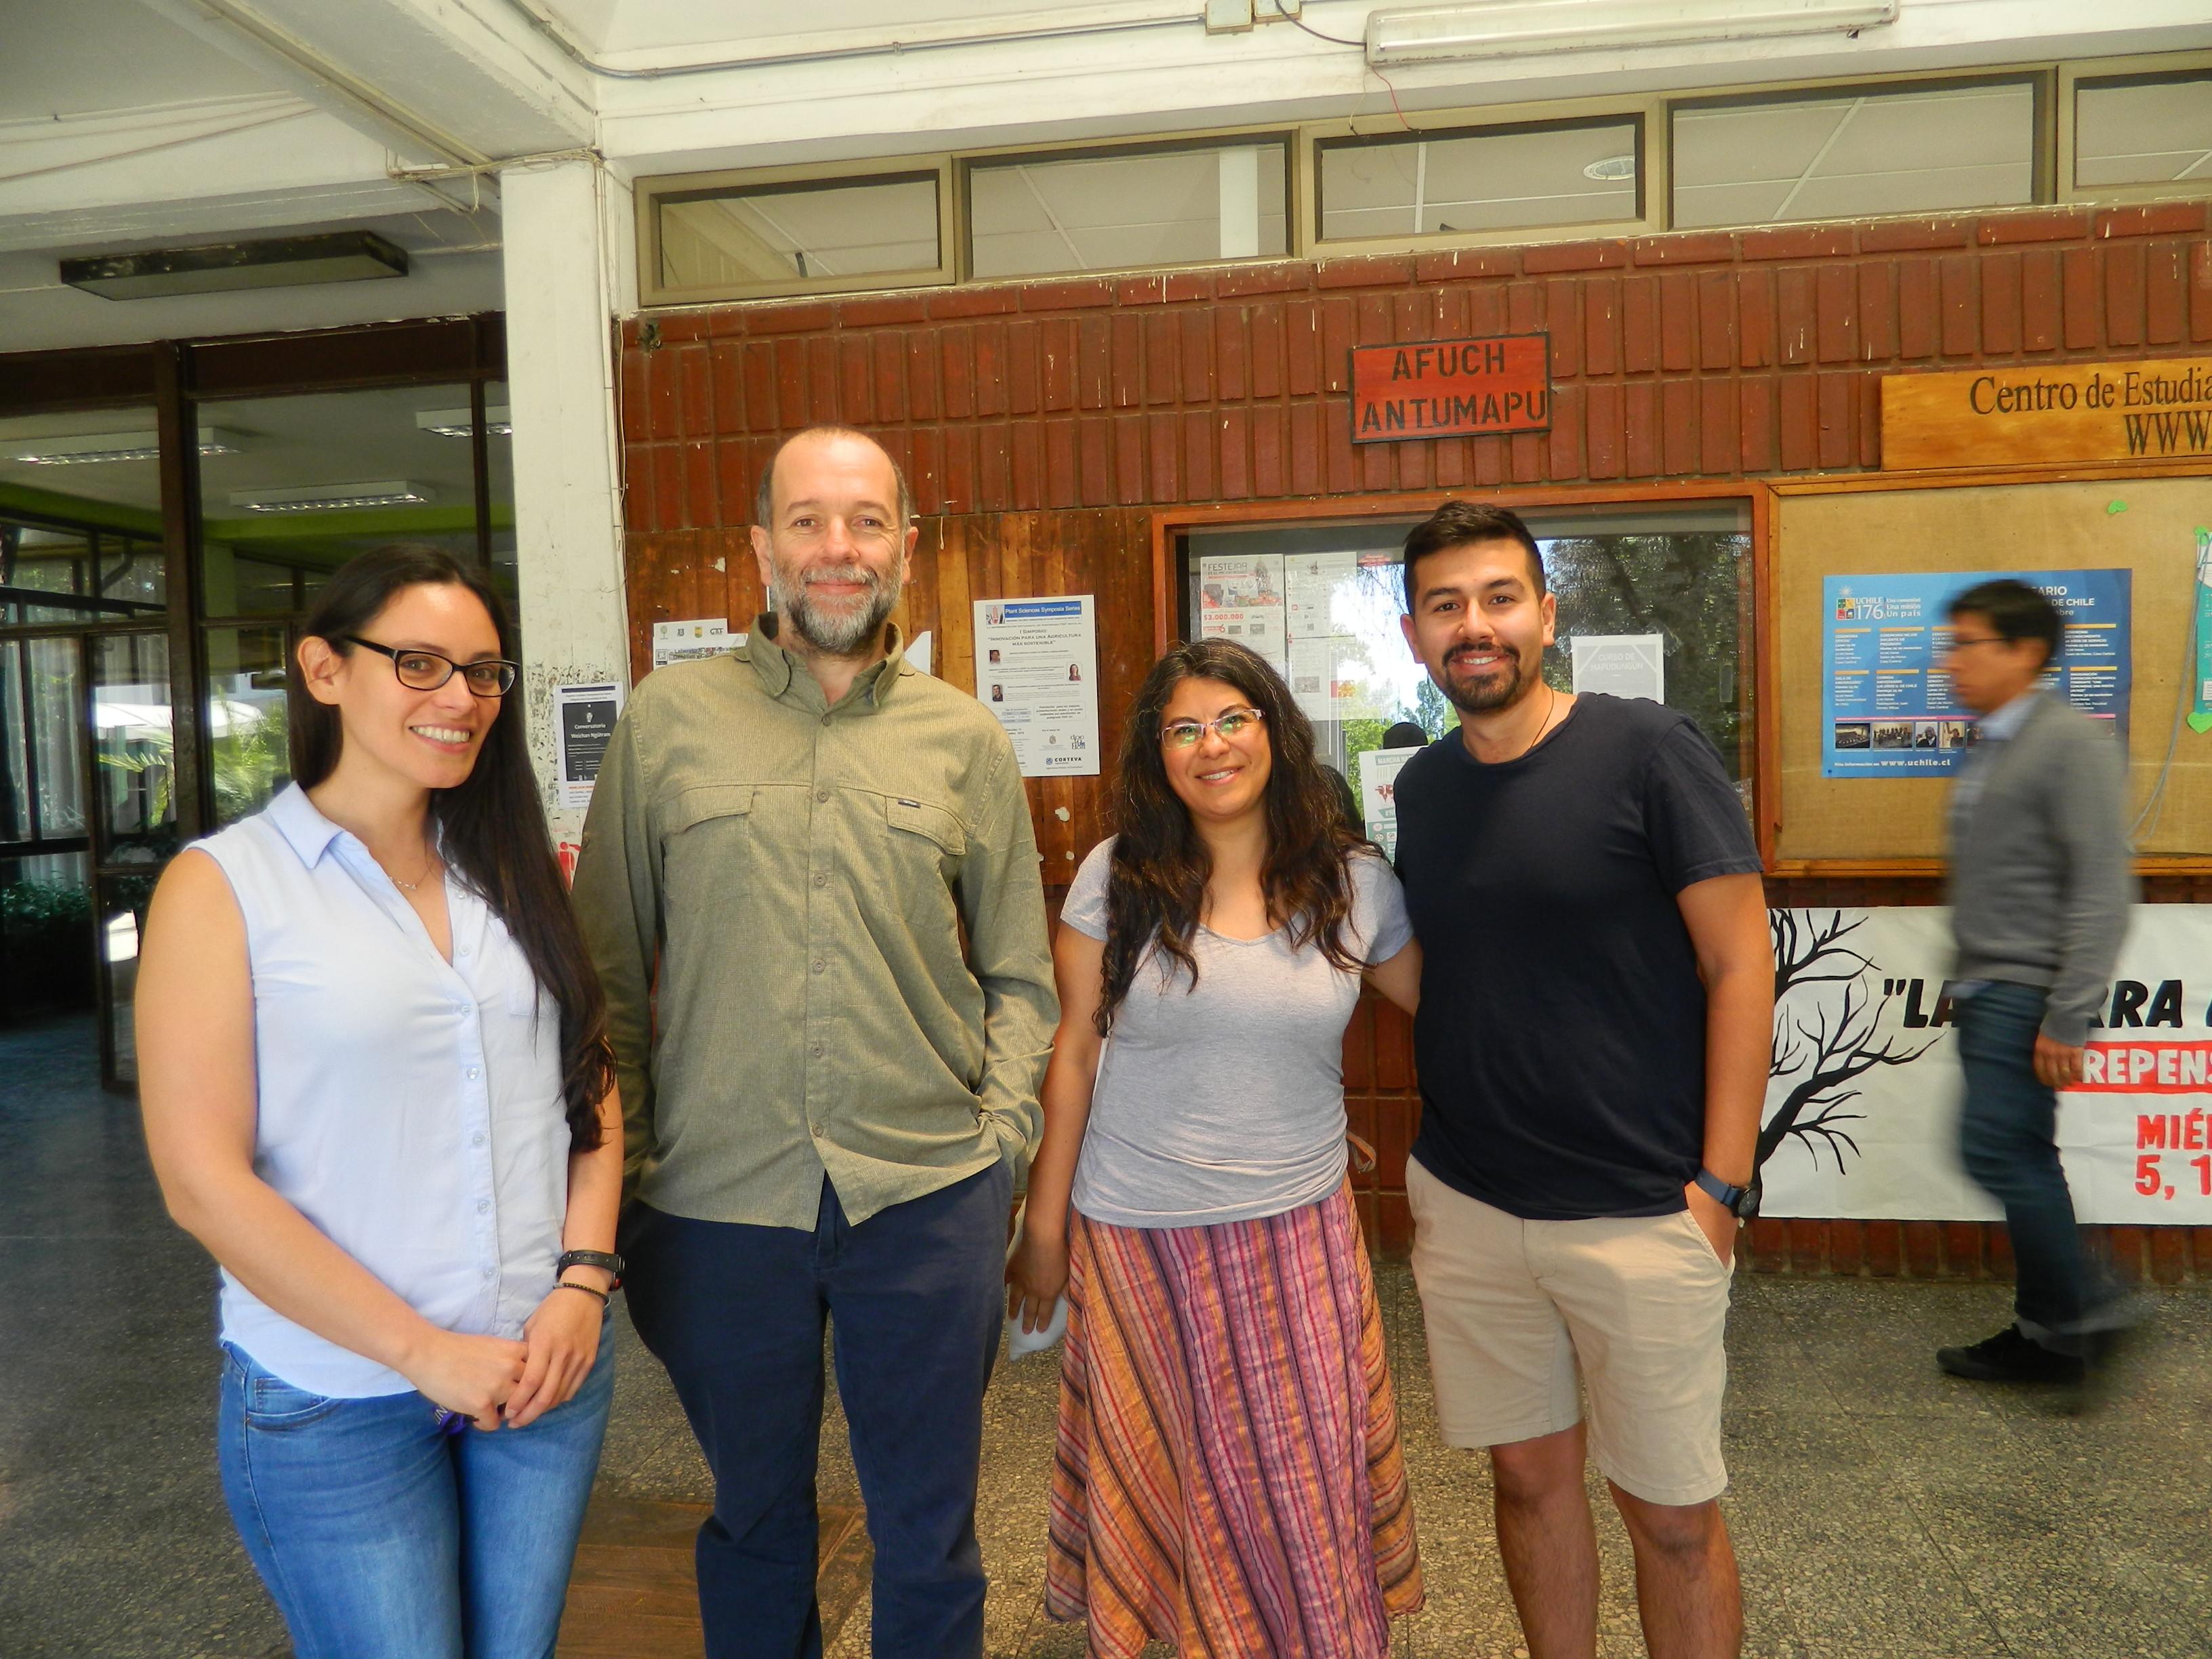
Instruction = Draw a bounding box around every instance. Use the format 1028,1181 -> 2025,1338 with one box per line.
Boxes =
1063,836 -> 1413,1229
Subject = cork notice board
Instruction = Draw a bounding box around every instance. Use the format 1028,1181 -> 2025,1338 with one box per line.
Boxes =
1776,477 -> 2209,861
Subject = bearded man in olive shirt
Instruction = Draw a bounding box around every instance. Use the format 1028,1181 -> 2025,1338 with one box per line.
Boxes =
573,426 -> 1057,1659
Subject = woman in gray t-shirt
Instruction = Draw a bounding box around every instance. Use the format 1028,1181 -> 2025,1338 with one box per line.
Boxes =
1008,638 -> 1426,1657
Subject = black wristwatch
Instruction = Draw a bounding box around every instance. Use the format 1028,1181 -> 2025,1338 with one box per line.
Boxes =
1693,1168 -> 1761,1221
556,1249 -> 626,1287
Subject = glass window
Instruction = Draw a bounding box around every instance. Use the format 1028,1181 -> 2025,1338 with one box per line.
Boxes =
1181,501 -> 1755,836
1319,117 -> 1641,241
658,173 -> 942,290
1673,79 -> 2037,230
196,383 -> 483,618
204,626 -> 291,827
968,139 -> 1288,280
0,407 -> 168,625
2075,71 -> 2212,189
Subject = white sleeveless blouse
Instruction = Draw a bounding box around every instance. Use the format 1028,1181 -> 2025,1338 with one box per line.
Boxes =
193,785 -> 570,1396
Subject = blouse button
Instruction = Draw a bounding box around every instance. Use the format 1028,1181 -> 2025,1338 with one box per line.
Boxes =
475,1200 -> 490,1213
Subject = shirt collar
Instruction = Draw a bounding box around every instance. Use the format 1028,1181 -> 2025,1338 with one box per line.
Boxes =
745,615 -> 909,711
1976,687 -> 2041,743
266,782 -> 346,867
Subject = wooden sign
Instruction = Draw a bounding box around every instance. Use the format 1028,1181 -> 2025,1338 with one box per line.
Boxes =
1351,333 -> 1550,445
1883,357 -> 2212,470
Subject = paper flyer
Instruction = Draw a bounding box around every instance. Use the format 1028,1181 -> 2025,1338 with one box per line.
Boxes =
1822,569 -> 2131,777
554,681 -> 623,810
1357,745 -> 1418,862
651,618 -> 743,670
2191,530 -> 2211,737
974,596 -> 1099,777
1570,634 -> 1665,702
1197,554 -> 1286,672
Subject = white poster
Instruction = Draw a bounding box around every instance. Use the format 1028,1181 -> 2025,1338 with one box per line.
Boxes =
1570,633 -> 1666,701
974,596 -> 1099,777
1197,554 -> 1286,672
1358,745 -> 1418,862
1760,906 -> 2212,1225
652,617 -> 743,670
554,681 -> 623,811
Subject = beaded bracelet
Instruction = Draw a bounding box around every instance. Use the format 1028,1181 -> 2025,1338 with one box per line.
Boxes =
554,1279 -> 610,1307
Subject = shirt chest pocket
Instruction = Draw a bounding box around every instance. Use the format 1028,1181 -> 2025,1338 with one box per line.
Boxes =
882,795 -> 967,912
657,784 -> 756,916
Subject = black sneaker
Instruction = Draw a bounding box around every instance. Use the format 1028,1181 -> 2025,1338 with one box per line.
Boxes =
1936,1324 -> 2085,1385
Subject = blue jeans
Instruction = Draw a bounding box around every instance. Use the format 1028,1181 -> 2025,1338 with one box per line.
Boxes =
1955,982 -> 2108,1349
622,1162 -> 1012,1659
216,1324 -> 613,1659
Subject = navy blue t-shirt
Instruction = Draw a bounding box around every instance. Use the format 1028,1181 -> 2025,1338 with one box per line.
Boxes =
1394,694 -> 1763,1221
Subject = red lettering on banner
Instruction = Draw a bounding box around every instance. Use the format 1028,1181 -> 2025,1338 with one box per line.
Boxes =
2073,1041 -> 2212,1094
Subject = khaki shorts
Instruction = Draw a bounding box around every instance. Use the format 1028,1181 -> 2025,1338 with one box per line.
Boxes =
1406,1156 -> 1732,1507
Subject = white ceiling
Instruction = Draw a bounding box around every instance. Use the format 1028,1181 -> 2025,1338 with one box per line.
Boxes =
969,143 -> 1288,279
534,0 -> 1106,56
0,0 -> 275,121
0,203 -> 504,352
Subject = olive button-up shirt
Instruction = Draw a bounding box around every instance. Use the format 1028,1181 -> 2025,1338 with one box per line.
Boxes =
571,621 -> 1058,1229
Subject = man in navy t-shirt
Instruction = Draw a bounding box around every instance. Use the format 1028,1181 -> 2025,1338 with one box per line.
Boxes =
1391,501 -> 1773,1659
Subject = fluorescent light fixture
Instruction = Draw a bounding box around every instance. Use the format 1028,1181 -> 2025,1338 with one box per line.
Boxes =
60,230 -> 409,301
1366,0 -> 1898,65
413,406 -> 512,438
229,481 -> 435,514
5,426 -> 241,466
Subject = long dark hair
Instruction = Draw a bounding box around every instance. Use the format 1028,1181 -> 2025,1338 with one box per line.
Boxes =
289,545 -> 613,1150
1097,637 -> 1367,1035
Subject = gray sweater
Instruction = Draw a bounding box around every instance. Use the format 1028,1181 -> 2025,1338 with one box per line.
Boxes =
1947,693 -> 2135,1046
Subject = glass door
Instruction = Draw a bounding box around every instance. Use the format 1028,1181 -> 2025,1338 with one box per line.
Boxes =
85,629 -> 176,1085
0,632 -> 94,1036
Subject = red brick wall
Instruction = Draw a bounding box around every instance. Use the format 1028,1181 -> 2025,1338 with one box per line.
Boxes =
617,200 -> 2212,1266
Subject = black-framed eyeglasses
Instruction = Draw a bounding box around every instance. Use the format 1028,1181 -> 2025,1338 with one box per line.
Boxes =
1160,707 -> 1265,749
347,636 -> 518,696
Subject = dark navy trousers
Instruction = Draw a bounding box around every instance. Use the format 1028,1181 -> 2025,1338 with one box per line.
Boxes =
623,1162 -> 1011,1659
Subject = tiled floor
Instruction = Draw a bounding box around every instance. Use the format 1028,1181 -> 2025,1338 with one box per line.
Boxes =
6,1010 -> 2210,1659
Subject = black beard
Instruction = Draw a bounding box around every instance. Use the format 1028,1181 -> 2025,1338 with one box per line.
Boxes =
1438,646 -> 1536,714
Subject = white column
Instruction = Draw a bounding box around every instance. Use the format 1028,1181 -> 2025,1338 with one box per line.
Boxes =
501,158 -> 632,848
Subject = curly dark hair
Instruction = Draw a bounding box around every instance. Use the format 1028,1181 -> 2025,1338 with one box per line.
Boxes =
1097,637 -> 1368,1036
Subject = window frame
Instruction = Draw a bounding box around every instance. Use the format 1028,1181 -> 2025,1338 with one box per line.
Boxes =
954,128 -> 1300,284
637,156 -> 958,307
630,49 -> 2212,308
1666,68 -> 2051,234
1309,105 -> 1654,253
1151,483 -> 1778,866
2058,52 -> 2212,205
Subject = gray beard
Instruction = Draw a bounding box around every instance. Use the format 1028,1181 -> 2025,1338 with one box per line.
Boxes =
771,560 -> 901,655
1439,647 -> 1536,714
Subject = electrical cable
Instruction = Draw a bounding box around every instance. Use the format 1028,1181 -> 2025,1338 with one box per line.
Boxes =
1267,1 -> 1413,130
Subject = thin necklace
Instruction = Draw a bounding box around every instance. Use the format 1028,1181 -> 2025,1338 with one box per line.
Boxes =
1513,683 -> 1561,760
390,851 -> 441,893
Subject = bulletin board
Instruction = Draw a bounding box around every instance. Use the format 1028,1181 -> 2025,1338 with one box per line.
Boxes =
1776,475 -> 2209,862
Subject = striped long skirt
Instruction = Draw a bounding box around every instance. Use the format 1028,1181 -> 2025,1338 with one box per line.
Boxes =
1045,1179 -> 1424,1658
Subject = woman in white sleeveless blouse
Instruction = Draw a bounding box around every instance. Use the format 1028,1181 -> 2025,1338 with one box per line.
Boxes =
138,546 -> 623,1659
